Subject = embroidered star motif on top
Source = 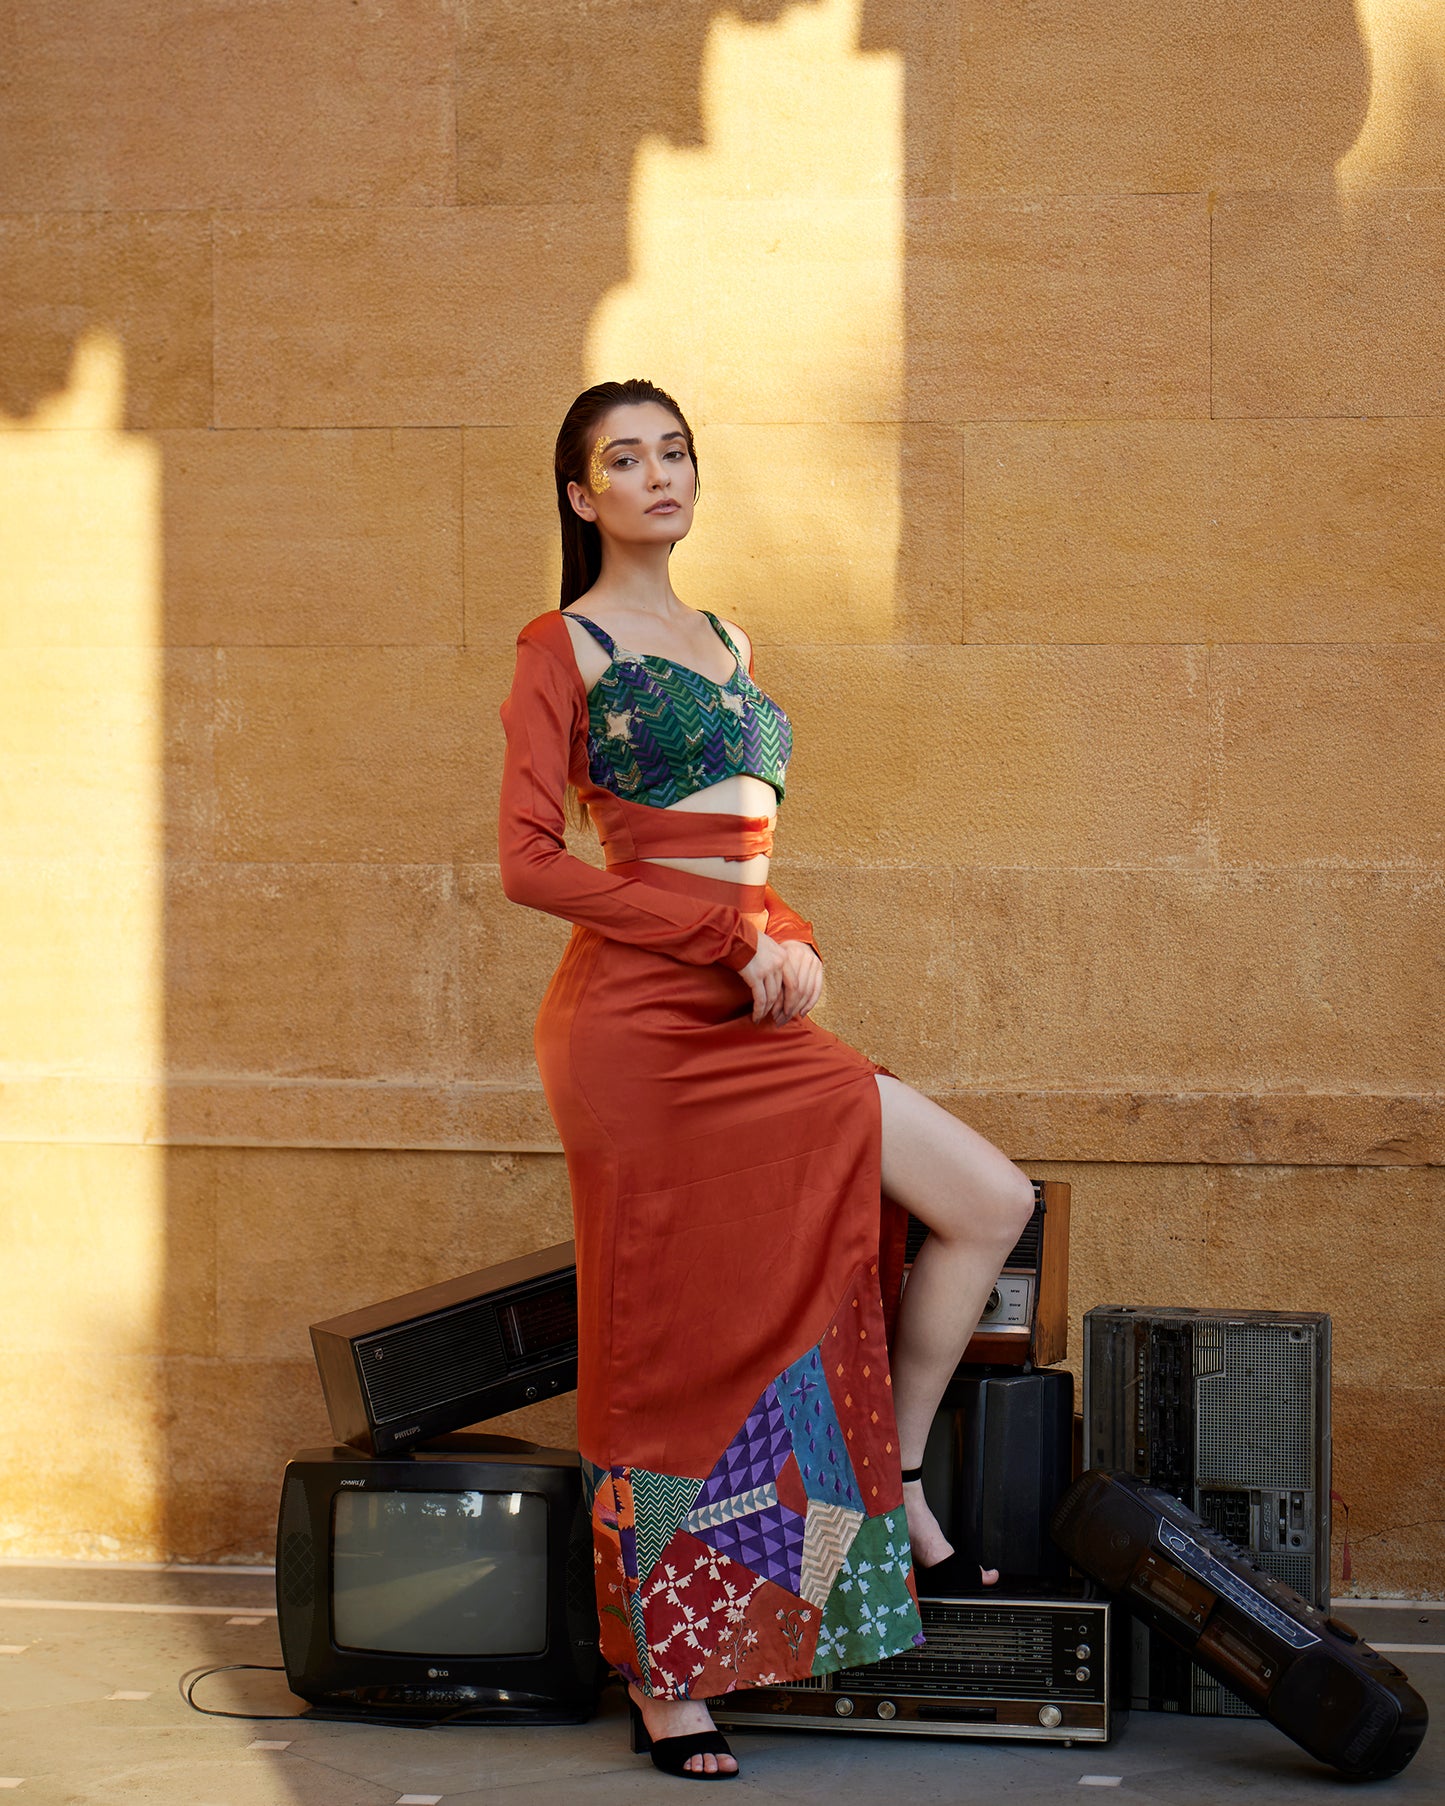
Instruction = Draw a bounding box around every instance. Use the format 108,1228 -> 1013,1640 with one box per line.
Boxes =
718,690 -> 745,718
604,708 -> 635,743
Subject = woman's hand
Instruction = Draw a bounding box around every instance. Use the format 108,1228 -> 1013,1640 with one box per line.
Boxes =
774,939 -> 823,1024
739,933 -> 823,1026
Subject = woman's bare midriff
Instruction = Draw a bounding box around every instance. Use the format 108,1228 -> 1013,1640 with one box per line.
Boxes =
643,773 -> 776,887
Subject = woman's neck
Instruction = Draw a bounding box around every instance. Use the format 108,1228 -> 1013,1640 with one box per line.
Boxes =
587,541 -> 683,616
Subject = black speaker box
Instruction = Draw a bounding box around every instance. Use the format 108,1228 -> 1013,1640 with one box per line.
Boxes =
918,1367 -> 1075,1588
309,1241 -> 578,1455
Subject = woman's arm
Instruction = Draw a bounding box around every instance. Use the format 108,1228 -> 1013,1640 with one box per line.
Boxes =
498,619 -> 761,971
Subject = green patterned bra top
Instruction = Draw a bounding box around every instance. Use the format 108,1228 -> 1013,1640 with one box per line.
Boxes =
565,609 -> 792,808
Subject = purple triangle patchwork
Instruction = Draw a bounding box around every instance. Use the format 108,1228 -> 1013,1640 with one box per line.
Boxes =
695,1500 -> 805,1596
696,1383 -> 792,1506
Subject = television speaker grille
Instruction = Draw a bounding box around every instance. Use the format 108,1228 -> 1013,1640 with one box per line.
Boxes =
280,1529 -> 315,1612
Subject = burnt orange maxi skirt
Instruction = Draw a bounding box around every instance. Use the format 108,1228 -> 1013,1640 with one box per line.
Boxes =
534,852 -> 926,1699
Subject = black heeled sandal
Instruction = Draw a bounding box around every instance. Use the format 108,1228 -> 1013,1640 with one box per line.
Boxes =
629,1695 -> 739,1781
900,1464 -> 999,1590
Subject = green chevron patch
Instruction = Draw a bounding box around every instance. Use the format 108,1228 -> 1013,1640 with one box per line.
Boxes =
630,1467 -> 704,1584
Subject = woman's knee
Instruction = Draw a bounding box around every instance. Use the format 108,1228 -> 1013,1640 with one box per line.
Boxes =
878,1078 -> 1035,1246
995,1164 -> 1038,1244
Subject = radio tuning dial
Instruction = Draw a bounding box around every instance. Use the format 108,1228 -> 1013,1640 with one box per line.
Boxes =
834,1697 -> 855,1716
1038,1704 -> 1063,1728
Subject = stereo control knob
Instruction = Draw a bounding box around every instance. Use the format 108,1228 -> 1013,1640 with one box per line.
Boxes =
1074,1644 -> 1091,1660
1038,1705 -> 1063,1728
877,1700 -> 897,1719
1074,1666 -> 1091,1682
835,1697 -> 854,1717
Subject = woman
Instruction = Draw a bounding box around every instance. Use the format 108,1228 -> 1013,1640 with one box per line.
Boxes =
497,378 -> 1036,1780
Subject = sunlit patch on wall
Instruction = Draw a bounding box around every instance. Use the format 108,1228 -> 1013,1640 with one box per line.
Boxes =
0,326 -> 167,1556
585,0 -> 904,641
1336,0 -> 1445,203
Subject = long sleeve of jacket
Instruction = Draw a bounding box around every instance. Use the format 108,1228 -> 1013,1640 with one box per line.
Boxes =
762,884 -> 822,963
497,620 -> 761,970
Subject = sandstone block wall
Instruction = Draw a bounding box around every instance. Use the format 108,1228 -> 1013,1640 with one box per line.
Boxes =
0,0 -> 1440,1595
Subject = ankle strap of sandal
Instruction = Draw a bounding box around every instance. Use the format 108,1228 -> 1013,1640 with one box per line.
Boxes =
899,1464 -> 923,1483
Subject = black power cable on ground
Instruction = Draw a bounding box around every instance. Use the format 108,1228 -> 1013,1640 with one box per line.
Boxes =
179,1663 -> 596,1729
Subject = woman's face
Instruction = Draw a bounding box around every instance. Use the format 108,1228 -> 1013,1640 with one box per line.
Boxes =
568,400 -> 697,548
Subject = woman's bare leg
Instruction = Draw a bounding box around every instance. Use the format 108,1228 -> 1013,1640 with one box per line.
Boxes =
876,1074 -> 1038,1575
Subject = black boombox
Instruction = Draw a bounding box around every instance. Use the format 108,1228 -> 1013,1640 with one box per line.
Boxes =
1051,1469 -> 1428,1781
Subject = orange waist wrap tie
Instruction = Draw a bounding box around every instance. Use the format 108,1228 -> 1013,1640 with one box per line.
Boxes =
589,787 -> 776,867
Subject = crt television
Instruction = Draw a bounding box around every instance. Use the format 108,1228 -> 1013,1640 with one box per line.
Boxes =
275,1432 -> 605,1721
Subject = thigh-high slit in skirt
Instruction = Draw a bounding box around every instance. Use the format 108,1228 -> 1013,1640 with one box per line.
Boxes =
534,861 -> 926,1699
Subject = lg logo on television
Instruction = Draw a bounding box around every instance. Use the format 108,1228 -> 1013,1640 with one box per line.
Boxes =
428,1668 -> 450,1679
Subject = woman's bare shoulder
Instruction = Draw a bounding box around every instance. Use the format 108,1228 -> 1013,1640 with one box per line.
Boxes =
513,608 -> 599,688
716,614 -> 753,669
555,607 -> 611,690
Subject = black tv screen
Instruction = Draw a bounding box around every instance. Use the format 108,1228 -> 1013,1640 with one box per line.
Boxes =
276,1433 -> 604,1721
332,1488 -> 550,1656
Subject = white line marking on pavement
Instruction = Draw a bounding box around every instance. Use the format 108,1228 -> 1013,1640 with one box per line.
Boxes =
0,1598 -> 274,1617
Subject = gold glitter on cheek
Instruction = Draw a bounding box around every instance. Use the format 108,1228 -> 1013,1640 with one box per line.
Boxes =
588,435 -> 613,495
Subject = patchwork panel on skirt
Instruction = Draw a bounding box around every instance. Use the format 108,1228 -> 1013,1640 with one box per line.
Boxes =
581,1266 -> 924,1698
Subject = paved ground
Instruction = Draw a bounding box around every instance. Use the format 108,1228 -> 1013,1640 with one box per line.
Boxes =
0,1561 -> 1439,1804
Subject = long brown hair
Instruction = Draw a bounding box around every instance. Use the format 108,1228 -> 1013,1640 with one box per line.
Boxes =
554,378 -> 701,609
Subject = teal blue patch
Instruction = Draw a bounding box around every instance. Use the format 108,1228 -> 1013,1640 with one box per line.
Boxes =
775,1345 -> 865,1511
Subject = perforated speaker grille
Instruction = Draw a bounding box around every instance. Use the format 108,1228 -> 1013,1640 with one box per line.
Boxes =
1197,1322 -> 1316,1491
280,1529 -> 315,1612
566,1525 -> 594,1616
1190,1664 -> 1257,1717
1269,1550 -> 1316,1597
